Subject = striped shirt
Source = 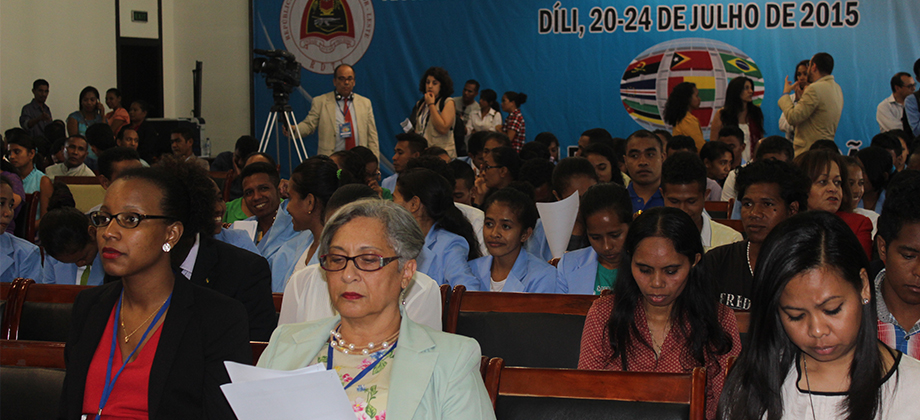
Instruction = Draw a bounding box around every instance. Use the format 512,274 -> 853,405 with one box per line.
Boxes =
875,269 -> 920,359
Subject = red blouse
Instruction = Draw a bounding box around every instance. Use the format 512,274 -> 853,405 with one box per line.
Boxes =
82,304 -> 163,419
578,295 -> 741,420
836,210 -> 873,258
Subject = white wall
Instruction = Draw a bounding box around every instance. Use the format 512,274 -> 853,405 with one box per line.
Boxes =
1,0 -> 251,156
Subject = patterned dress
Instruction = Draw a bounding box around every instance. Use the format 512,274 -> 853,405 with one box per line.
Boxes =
314,345 -> 395,420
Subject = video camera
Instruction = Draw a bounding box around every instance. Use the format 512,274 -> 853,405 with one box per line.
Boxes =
253,49 -> 301,109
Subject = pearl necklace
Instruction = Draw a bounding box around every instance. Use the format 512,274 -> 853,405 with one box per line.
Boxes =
329,324 -> 399,355
746,241 -> 754,277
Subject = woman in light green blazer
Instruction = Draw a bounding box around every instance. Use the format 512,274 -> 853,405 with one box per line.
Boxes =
257,199 -> 495,420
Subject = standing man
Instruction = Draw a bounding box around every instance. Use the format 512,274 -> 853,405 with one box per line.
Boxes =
454,80 -> 481,146
778,52 -> 844,156
877,72 -> 915,132
44,135 -> 96,180
20,79 -> 52,138
170,127 -> 210,170
288,64 -> 379,158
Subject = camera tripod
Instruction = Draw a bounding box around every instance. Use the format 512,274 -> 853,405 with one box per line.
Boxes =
259,90 -> 309,166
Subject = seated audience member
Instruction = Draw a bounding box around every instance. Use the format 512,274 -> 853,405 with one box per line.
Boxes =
577,128 -> 614,157
702,160 -> 808,310
104,88 -> 130,135
887,129 -> 913,170
215,135 -> 259,199
84,123 -> 116,170
699,140 -> 734,200
665,134 -> 697,155
582,143 -> 625,185
470,188 -> 554,292
45,135 -> 95,180
533,131 -> 561,163
844,156 -> 879,237
87,147 -> 145,214
279,185 -> 443,329
525,157 -> 599,261
259,199 -> 495,419
661,152 -> 742,252
1,175 -> 42,282
170,127 -> 209,171
518,158 -> 555,203
422,145 -> 451,164
717,211 -> 920,420
39,207 -> 105,285
328,150 -> 350,169
481,131 -> 512,158
239,161 -> 283,245
449,160 -> 475,205
7,132 -> 53,221
714,126 -> 746,169
579,207 -> 740,420
654,129 -> 673,148
555,183 -> 633,294
721,135 -> 794,213
210,180 -> 260,255
855,145 -> 892,214
115,127 -> 149,166
625,130 -> 666,214
64,166 -> 250,418
808,139 -> 840,153
663,82 -> 705,150
381,132 -> 427,192
473,146 -> 521,207
871,131 -> 905,172
518,140 -> 550,161
907,142 -> 920,171
393,168 -> 482,290
67,86 -> 105,137
343,145 -> 388,199
464,131 -> 488,170
875,170 -> 920,359
794,150 -> 873,257
126,99 -> 164,162
0,161 -> 24,234
223,152 -> 276,223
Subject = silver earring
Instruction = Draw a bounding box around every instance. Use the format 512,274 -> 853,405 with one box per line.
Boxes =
162,243 -> 172,253
862,298 -> 870,305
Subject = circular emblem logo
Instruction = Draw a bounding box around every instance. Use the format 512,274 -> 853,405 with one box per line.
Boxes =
619,38 -> 765,140
280,0 -> 375,74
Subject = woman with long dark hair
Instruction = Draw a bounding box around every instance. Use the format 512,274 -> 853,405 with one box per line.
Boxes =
394,168 -> 483,290
710,76 -> 765,163
578,207 -> 739,420
664,82 -> 705,151
779,60 -> 811,141
411,67 -> 457,158
497,91 -> 527,151
470,89 -> 502,135
67,86 -> 106,137
717,211 -> 920,420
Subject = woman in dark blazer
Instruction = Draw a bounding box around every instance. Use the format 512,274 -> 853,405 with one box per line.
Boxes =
59,164 -> 250,419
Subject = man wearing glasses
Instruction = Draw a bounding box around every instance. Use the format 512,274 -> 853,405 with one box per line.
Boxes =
877,72 -> 916,132
286,64 -> 379,158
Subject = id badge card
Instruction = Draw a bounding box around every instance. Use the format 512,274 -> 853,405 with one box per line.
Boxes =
339,122 -> 353,138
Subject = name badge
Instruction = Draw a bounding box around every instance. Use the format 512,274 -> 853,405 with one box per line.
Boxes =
339,122 -> 353,138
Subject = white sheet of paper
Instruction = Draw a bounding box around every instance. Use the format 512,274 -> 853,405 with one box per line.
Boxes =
400,118 -> 413,133
536,191 -> 580,259
224,361 -> 325,383
230,220 -> 258,241
220,363 -> 353,420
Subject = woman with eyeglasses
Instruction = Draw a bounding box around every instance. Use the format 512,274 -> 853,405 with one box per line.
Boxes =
259,199 -> 495,419
60,166 -> 251,419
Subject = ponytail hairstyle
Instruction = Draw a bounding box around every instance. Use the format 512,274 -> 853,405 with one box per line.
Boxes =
504,91 -> 528,108
480,89 -> 500,113
291,156 -> 355,221
396,168 -> 482,260
608,207 -> 733,371
717,211 -> 881,420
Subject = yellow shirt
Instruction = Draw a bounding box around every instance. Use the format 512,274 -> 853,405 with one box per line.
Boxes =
672,113 -> 706,151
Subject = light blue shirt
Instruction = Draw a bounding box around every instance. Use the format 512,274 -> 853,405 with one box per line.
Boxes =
41,252 -> 104,285
469,249 -> 555,293
416,225 -> 481,290
555,246 -> 599,295
381,173 -> 398,192
906,94 -> 920,137
250,200 -> 314,292
1,233 -> 42,283
214,227 -> 260,255
523,219 -> 553,262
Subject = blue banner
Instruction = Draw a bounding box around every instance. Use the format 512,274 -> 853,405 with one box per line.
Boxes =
252,0 -> 920,176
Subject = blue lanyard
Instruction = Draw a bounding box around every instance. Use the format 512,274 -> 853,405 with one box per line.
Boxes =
326,335 -> 397,390
97,291 -> 172,417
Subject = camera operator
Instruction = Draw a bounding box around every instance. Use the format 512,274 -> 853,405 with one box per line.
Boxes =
284,64 -> 379,158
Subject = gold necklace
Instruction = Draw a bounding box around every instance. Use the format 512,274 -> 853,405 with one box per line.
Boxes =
120,298 -> 169,344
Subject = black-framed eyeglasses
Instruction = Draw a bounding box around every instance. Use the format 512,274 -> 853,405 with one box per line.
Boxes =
89,211 -> 175,229
482,164 -> 504,171
319,254 -> 399,272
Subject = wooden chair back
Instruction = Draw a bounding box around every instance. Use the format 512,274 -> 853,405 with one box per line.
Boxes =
8,282 -> 91,341
713,218 -> 744,234
704,199 -> 733,219
25,192 -> 40,243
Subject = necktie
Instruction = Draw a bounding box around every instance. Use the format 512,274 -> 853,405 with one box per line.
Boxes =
80,265 -> 91,286
343,99 -> 355,150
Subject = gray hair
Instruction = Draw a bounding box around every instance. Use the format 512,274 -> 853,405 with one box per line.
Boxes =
319,199 -> 424,269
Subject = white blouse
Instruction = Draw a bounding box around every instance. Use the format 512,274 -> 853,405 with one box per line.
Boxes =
469,107 -> 502,134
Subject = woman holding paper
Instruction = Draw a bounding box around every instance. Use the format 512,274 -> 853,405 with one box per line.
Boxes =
258,199 -> 496,420
59,165 -> 251,419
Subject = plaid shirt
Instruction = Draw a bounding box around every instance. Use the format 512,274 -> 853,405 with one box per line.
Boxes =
503,109 -> 525,151
875,269 -> 920,359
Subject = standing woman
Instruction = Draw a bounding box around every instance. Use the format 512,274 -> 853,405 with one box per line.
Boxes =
578,207 -> 740,420
497,91 -> 527,151
779,60 -> 811,142
710,76 -> 765,163
393,168 -> 483,290
664,82 -> 705,151
717,211 -> 920,420
412,67 -> 457,158
60,166 -> 251,419
469,89 -> 503,135
104,88 -> 130,136
67,86 -> 106,137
